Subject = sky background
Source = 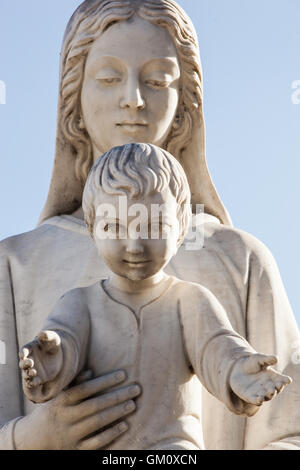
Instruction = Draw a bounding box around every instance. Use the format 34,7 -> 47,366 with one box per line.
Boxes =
0,1 -> 299,324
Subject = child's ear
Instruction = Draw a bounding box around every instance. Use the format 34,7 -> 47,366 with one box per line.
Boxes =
175,236 -> 183,253
174,247 -> 179,257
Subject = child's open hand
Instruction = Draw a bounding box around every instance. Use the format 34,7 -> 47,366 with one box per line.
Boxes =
230,353 -> 292,416
19,330 -> 63,402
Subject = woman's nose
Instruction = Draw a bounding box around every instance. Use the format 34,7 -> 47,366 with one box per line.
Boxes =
120,76 -> 145,110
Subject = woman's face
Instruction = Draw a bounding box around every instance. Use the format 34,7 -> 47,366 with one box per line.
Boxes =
81,16 -> 181,159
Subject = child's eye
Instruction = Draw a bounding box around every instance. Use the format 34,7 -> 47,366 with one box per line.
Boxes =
103,223 -> 119,233
161,224 -> 172,237
150,223 -> 172,238
106,223 -> 118,228
104,222 -> 127,238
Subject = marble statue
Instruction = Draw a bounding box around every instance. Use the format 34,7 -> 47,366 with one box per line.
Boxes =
0,0 -> 300,450
19,144 -> 291,450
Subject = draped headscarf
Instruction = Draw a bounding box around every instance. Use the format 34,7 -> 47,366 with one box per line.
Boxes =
39,0 -> 232,226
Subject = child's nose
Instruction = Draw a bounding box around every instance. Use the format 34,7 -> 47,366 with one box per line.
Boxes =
126,238 -> 144,254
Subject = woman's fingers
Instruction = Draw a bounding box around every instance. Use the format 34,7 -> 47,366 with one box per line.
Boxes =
77,421 -> 129,450
75,400 -> 136,438
72,369 -> 93,386
64,371 -> 127,405
76,384 -> 141,418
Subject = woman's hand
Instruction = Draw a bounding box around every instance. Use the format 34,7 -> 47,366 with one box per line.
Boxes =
14,370 -> 141,450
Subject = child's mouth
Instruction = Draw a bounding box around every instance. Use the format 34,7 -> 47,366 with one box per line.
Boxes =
123,260 -> 151,268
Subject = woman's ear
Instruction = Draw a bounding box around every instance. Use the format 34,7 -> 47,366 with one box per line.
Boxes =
78,114 -> 85,130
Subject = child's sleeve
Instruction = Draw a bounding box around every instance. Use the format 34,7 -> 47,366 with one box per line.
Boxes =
179,283 -> 257,416
38,288 -> 90,399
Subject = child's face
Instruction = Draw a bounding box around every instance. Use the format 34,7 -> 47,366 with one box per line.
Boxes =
93,188 -> 181,281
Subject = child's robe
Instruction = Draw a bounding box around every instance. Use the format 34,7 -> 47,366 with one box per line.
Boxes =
40,275 -> 256,450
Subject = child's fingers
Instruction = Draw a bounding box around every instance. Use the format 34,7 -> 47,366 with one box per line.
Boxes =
263,374 -> 292,399
19,357 -> 34,370
37,330 -> 55,343
19,346 -> 32,361
274,381 -> 286,394
37,330 -> 61,354
243,354 -> 277,374
263,384 -> 277,401
258,354 -> 278,369
25,375 -> 42,389
25,379 -> 34,390
252,394 -> 265,406
26,368 -> 37,378
274,375 -> 292,391
270,370 -> 292,384
282,374 -> 292,385
31,376 -> 42,387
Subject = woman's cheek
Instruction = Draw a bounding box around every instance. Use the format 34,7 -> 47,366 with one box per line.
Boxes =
153,90 -> 178,129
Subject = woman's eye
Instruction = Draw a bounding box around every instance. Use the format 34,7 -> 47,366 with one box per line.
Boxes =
145,79 -> 170,89
97,77 -> 122,85
95,69 -> 122,85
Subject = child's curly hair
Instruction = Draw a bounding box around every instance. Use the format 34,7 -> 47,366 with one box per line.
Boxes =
82,143 -> 191,245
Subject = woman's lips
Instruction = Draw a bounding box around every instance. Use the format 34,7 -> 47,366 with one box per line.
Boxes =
116,121 -> 148,134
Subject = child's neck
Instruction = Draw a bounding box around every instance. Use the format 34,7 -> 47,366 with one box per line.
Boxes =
108,271 -> 167,295
104,271 -> 171,315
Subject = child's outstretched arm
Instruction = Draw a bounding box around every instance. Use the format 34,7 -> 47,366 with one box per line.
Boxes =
19,287 -> 90,404
229,353 -> 292,416
19,330 -> 63,403
178,282 -> 293,418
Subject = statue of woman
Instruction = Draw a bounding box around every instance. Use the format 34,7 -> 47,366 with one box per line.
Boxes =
0,0 -> 299,450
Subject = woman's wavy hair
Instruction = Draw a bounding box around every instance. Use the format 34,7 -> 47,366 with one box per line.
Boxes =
61,0 -> 203,185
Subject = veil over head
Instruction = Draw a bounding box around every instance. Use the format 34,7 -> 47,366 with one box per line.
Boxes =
38,0 -> 232,226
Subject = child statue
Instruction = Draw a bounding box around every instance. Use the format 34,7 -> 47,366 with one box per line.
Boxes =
19,143 -> 291,450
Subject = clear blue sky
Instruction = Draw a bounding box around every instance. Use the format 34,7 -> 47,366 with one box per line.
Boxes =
0,1 -> 299,324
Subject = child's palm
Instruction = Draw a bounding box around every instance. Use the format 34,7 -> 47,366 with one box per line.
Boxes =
19,331 -> 63,391
230,354 -> 292,409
